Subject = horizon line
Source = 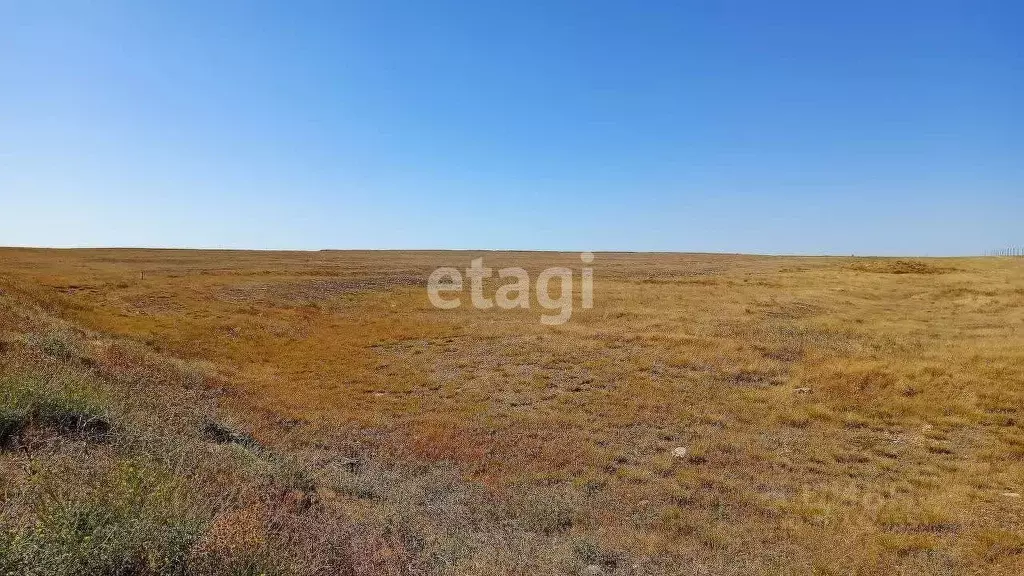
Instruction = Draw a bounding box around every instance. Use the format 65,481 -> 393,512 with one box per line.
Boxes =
0,244 -> 1005,258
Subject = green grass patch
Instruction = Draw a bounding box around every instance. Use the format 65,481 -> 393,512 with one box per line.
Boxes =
0,374 -> 110,447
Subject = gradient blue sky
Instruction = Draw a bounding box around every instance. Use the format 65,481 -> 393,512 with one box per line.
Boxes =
2,1 -> 1021,255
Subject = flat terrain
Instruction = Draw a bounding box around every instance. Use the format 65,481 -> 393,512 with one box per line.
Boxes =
2,248 -> 1023,574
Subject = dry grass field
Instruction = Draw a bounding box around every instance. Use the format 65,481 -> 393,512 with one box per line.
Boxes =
1,248 -> 1023,575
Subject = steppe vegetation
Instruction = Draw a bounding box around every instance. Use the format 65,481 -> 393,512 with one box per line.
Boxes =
1,248 -> 1022,575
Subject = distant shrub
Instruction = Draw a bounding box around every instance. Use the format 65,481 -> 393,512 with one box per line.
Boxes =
503,484 -> 581,536
201,420 -> 261,451
32,327 -> 89,363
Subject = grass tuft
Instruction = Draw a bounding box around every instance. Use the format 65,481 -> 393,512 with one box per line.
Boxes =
0,375 -> 110,448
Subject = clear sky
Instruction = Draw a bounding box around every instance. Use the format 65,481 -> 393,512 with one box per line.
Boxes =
1,1 -> 1021,255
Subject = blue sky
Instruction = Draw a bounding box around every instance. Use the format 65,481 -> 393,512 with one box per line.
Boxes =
1,1 -> 1021,255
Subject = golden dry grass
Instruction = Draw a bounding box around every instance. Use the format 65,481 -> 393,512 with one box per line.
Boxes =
1,247 -> 1023,574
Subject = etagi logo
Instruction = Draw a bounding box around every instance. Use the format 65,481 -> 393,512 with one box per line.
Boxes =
427,252 -> 594,325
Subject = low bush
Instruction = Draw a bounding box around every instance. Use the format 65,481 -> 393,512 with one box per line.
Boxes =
0,374 -> 110,447
0,461 -> 203,576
